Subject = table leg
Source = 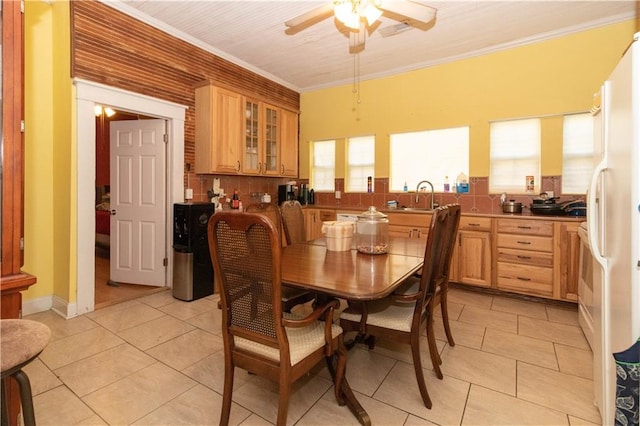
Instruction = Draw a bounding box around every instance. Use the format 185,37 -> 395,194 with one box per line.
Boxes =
325,355 -> 371,426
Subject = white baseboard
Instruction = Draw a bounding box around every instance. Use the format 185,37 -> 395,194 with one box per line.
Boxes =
22,295 -> 78,319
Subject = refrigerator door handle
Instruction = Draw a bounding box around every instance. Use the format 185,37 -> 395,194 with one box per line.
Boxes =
588,157 -> 608,270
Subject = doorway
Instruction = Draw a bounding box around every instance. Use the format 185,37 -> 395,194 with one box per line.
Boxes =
94,108 -> 167,309
74,79 -> 187,317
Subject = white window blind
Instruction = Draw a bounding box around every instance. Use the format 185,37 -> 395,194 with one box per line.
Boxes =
389,127 -> 469,192
311,139 -> 335,191
346,136 -> 375,192
489,118 -> 541,194
562,113 -> 593,194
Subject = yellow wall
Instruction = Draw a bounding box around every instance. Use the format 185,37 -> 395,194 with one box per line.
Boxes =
299,20 -> 637,180
23,1 -> 74,302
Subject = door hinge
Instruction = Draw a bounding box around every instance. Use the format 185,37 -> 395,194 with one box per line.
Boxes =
163,257 -> 168,267
20,237 -> 24,251
20,120 -> 25,133
163,134 -> 168,144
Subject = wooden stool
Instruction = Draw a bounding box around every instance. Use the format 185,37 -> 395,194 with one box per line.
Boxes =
1,319 -> 50,426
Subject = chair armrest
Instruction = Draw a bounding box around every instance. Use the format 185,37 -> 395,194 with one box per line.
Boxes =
282,298 -> 340,328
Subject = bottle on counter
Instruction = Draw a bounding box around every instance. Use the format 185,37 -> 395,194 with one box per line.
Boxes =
403,181 -> 408,192
309,189 -> 315,205
444,176 -> 450,192
231,189 -> 240,209
367,176 -> 372,193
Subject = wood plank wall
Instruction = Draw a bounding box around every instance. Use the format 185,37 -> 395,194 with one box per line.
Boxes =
71,0 -> 300,168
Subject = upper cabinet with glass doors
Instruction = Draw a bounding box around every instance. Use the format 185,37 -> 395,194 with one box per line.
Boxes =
195,82 -> 298,177
242,98 -> 281,176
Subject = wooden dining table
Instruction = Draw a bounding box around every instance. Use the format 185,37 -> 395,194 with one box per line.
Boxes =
280,236 -> 427,425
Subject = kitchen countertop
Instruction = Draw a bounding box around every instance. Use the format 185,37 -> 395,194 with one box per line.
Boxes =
304,205 -> 585,222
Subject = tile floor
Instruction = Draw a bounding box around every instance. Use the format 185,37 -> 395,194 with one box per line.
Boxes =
23,287 -> 602,425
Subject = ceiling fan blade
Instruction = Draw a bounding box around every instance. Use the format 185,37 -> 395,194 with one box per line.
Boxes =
378,0 -> 437,26
284,3 -> 334,35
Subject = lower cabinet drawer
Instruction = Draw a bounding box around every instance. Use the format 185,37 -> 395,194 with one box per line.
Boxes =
496,262 -> 553,297
497,248 -> 553,267
497,233 -> 553,252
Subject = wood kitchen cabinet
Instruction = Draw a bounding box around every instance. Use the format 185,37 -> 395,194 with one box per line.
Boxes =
495,218 -> 554,298
280,108 -> 299,177
387,212 -> 432,239
556,221 -> 580,301
242,98 -> 280,176
195,83 -> 243,174
453,217 -> 493,288
304,208 -> 336,241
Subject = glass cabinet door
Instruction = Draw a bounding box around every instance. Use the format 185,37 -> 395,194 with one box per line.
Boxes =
244,99 -> 259,172
264,105 -> 278,174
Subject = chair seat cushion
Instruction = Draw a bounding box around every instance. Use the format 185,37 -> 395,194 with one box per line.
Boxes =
235,313 -> 342,365
341,298 -> 417,333
1,319 -> 51,373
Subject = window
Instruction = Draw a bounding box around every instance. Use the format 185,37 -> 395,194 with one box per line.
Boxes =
562,113 -> 593,194
489,118 -> 541,194
311,139 -> 335,191
346,136 -> 375,192
389,127 -> 469,192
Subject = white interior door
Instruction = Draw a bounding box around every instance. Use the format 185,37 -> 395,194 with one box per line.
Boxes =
110,119 -> 167,286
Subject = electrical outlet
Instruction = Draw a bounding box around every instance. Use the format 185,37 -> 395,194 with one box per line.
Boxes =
185,188 -> 193,200
335,191 -> 341,199
546,191 -> 554,198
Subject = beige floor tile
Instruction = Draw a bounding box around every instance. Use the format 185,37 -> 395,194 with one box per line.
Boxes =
368,334 -> 442,372
569,415 -> 602,425
238,414 -> 273,426
133,383 -> 250,426
440,344 -> 517,395
33,385 -> 97,425
186,308 -> 223,335
547,305 -> 580,326
490,295 -> 549,319
90,302 -> 165,333
54,343 -> 156,396
462,384 -> 569,425
117,314 -> 195,350
519,316 -> 590,349
517,362 -> 601,423
23,358 -> 62,396
82,362 -> 196,425
231,372 -> 333,425
405,414 -> 439,425
72,414 -> 108,425
146,328 -> 224,371
158,297 -> 218,320
86,299 -> 147,319
555,344 -> 593,379
298,387 -> 409,425
458,305 -> 518,333
448,288 -> 494,309
182,351 -> 252,394
433,318 -> 486,349
341,346 -> 397,396
373,361 -> 470,425
482,328 -> 558,369
39,327 -> 124,370
25,310 -> 99,342
433,300 -> 464,321
137,289 -> 178,308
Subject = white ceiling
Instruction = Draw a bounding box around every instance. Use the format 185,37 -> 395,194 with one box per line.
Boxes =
109,0 -> 638,93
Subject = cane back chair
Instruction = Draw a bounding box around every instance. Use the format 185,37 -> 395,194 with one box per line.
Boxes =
208,211 -> 347,426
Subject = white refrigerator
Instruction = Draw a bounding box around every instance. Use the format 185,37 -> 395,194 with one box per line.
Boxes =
587,32 -> 640,425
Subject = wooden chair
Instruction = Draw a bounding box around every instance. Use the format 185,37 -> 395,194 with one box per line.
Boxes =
245,202 -> 316,311
208,211 -> 347,426
339,206 -> 453,409
279,200 -> 306,245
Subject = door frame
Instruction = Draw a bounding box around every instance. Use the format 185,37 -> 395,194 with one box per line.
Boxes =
74,79 -> 186,316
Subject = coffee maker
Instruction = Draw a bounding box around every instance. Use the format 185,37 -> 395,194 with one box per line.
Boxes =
278,184 -> 296,205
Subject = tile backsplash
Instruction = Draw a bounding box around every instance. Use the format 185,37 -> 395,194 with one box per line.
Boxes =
189,174 -> 585,214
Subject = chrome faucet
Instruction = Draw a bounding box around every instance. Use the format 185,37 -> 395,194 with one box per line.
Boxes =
415,180 -> 435,209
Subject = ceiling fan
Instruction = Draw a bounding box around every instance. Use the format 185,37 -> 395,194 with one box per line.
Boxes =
284,0 -> 437,54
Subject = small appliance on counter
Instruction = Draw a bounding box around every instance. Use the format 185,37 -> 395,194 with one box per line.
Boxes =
278,184 -> 296,205
529,197 -> 586,216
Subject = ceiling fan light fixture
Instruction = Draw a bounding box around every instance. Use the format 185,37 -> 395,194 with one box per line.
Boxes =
333,0 -> 382,30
